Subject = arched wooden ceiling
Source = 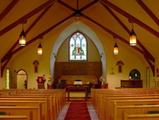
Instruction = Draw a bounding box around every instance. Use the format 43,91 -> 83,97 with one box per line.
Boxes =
0,0 -> 159,75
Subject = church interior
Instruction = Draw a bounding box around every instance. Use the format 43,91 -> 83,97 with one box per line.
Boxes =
0,0 -> 159,120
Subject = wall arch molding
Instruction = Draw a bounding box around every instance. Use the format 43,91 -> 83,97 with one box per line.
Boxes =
50,22 -> 107,81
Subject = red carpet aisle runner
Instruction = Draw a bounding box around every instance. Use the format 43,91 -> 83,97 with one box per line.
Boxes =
64,101 -> 91,120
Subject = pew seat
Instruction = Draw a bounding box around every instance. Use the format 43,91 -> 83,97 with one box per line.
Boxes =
125,113 -> 159,120
0,115 -> 28,120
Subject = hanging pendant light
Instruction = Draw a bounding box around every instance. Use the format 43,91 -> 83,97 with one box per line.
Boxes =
113,43 -> 119,55
19,24 -> 26,46
37,43 -> 43,55
129,23 -> 137,46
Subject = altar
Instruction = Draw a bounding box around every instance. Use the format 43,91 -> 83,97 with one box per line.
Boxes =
57,75 -> 98,100
66,84 -> 90,100
58,75 -> 98,84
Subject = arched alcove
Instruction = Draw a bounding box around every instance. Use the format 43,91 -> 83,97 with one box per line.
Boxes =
50,22 -> 106,81
17,69 -> 27,89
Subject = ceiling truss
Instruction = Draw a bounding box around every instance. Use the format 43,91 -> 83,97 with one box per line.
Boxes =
101,0 -> 159,38
100,1 -> 155,75
0,0 -> 158,76
0,0 -> 19,23
136,0 -> 159,27
0,0 -> 55,36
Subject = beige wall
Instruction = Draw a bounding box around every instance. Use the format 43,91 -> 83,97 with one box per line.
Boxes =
2,21 -> 154,89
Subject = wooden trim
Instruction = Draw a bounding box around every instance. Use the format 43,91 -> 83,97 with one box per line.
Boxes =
81,13 -> 143,54
0,0 -> 19,23
26,5 -> 53,34
136,0 -> 159,26
101,2 -> 129,33
80,0 -> 98,11
1,59 -> 10,77
58,0 -> 98,12
1,13 -> 74,72
0,0 -> 55,36
100,2 -> 155,63
81,14 -> 155,75
101,0 -> 159,38
58,0 -> 76,11
145,56 -> 155,76
1,5 -> 53,63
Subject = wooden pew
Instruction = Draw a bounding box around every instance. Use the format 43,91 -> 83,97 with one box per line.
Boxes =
0,89 -> 66,120
0,115 -> 28,120
116,104 -> 159,120
0,105 -> 40,120
124,113 -> 159,120
92,88 -> 159,120
106,97 -> 159,120
0,99 -> 47,120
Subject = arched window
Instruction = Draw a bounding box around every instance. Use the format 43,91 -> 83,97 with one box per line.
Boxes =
69,32 -> 87,61
129,69 -> 141,80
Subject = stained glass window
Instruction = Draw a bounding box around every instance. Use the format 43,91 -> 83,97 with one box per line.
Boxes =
69,32 -> 87,60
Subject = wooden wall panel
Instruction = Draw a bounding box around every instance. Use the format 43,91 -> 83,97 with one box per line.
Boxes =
54,62 -> 102,80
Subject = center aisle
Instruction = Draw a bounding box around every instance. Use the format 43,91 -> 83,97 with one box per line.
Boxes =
64,101 -> 91,120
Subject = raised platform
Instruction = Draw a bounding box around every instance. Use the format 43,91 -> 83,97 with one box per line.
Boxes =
58,75 -> 98,84
66,84 -> 90,101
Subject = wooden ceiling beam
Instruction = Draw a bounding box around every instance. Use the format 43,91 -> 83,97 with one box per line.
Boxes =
1,13 -> 74,75
81,13 -> 143,54
57,0 -> 76,11
0,0 -> 19,23
101,3 -> 129,33
101,0 -> 159,38
11,13 -> 74,58
1,5 -> 53,63
58,0 -> 98,14
0,0 -> 55,36
26,5 -> 52,34
80,0 -> 98,11
101,2 -> 155,63
81,13 -> 155,75
1,58 -> 10,77
136,0 -> 159,27
145,56 -> 155,76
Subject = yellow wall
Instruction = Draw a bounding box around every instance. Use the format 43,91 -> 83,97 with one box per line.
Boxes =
2,21 -> 154,89
56,34 -> 100,62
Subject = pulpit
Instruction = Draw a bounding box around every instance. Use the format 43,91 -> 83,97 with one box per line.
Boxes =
37,76 -> 46,89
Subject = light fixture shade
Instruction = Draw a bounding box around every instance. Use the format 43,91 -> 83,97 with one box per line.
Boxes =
130,29 -> 137,46
19,29 -> 26,46
113,43 -> 119,55
37,43 -> 43,55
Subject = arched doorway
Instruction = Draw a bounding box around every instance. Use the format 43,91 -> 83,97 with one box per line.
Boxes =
17,69 -> 28,89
